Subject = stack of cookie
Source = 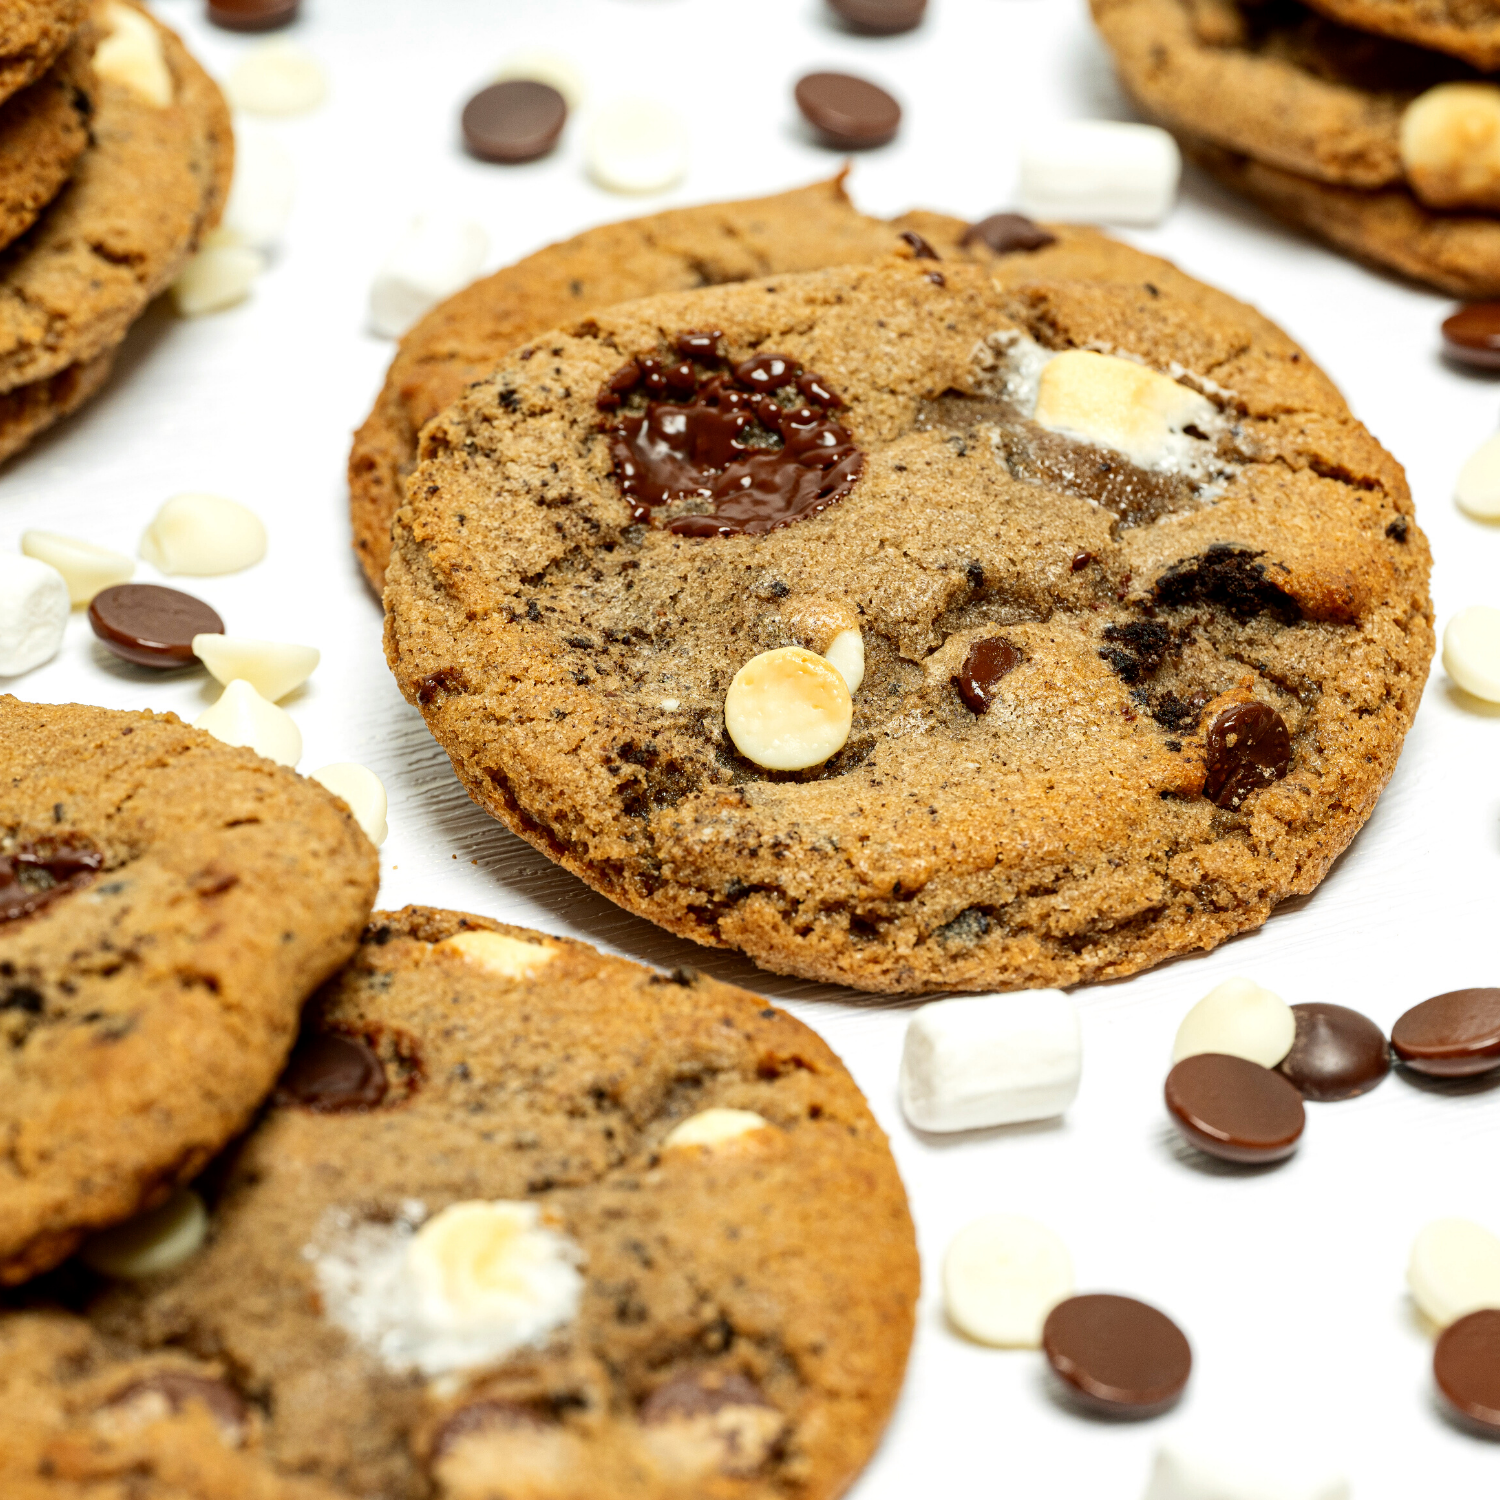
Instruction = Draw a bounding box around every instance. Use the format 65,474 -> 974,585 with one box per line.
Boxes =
1092,0 -> 1500,296
0,0 -> 230,466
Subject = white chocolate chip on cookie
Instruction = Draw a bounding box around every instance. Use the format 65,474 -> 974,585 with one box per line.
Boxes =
1443,606 -> 1500,702
1401,84 -> 1500,211
94,2 -> 173,107
310,763 -> 389,846
778,597 -> 866,693
662,1109 -> 771,1151
1172,977 -> 1295,1068
194,679 -> 302,766
140,494 -> 267,575
21,531 -> 133,606
724,646 -> 852,771
943,1213 -> 1074,1348
1408,1217 -> 1500,1328
192,634 -> 318,702
439,929 -> 557,979
80,1188 -> 207,1279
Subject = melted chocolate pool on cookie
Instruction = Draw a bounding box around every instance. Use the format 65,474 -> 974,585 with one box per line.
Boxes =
0,841 -> 102,924
598,331 -> 865,537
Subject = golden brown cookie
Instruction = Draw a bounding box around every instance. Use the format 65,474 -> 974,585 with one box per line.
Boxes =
0,697 -> 380,1285
2,908 -> 918,1500
384,252 -> 1431,995
1301,0 -> 1500,70
0,347 -> 115,467
0,0 -> 85,107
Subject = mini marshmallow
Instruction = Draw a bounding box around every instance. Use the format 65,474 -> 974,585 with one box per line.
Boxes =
943,1213 -> 1074,1348
94,1 -> 172,107
1142,1442 -> 1350,1500
495,49 -> 586,109
1443,605 -> 1500,701
1408,1216 -> 1500,1328
228,41 -> 328,117
193,634 -> 318,702
0,554 -> 69,677
663,1109 -> 770,1151
80,1189 -> 207,1280
439,928 -> 556,979
310,762 -> 388,846
585,98 -> 689,194
20,531 -> 133,605
194,679 -> 301,765
222,128 -> 295,250
172,242 -> 267,316
1018,120 -> 1180,226
900,989 -> 1081,1133
140,493 -> 267,575
1455,431 -> 1500,519
1400,83 -> 1500,211
1172,977 -> 1295,1069
724,646 -> 852,771
369,217 -> 489,340
1033,350 -> 1218,471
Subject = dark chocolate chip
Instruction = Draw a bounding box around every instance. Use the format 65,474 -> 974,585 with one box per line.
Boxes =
1386,515 -> 1409,542
828,0 -> 927,33
108,1372 -> 247,1433
639,1370 -> 782,1476
794,71 -> 901,149
1277,1003 -> 1389,1101
1042,1294 -> 1192,1417
1442,304 -> 1500,370
462,81 -> 567,164
1153,546 -> 1299,621
961,213 -> 1057,255
431,1400 -> 547,1458
88,585 -> 224,669
1202,702 -> 1292,810
1164,1052 -> 1305,1165
1391,989 -> 1500,1078
1434,1309 -> 1500,1434
0,841 -> 103,924
206,0 -> 299,30
275,1032 -> 387,1111
898,229 -> 940,260
954,637 -> 1022,715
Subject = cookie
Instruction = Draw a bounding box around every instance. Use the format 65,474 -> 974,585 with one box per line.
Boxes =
0,696 -> 380,1285
0,26 -> 94,254
0,347 -> 115,467
0,0 -> 85,107
384,253 -> 1432,995
348,176 -> 1049,592
2,908 -> 919,1500
0,0 -> 232,399
1300,0 -> 1500,70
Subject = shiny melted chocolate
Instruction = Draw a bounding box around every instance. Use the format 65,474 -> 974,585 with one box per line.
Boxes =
954,637 -> 1023,715
598,331 -> 865,537
0,841 -> 103,924
274,1031 -> 388,1111
1202,702 -> 1291,809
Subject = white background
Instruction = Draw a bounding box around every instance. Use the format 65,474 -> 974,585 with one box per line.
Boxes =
6,0 -> 1499,1492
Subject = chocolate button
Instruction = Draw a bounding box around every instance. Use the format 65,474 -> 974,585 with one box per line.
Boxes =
88,584 -> 224,669
1202,702 -> 1292,810
462,81 -> 568,164
954,637 -> 1022,714
1042,1294 -> 1192,1417
109,1371 -> 248,1433
1434,1308 -> 1500,1434
1164,1052 -> 1305,1165
1391,988 -> 1500,1078
275,1032 -> 387,1111
206,0 -> 300,30
794,72 -> 901,150
829,0 -> 927,33
1441,305 -> 1500,370
961,213 -> 1058,255
1277,1002 -> 1390,1101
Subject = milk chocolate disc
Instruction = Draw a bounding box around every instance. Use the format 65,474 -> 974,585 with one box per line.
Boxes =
88,585 -> 224,669
1277,1002 -> 1390,1101
829,0 -> 927,33
1042,1293 -> 1192,1417
794,72 -> 901,150
1392,989 -> 1500,1078
1164,1052 -> 1305,1165
1434,1308 -> 1500,1434
462,81 -> 567,164
207,0 -> 300,31
1442,305 -> 1500,370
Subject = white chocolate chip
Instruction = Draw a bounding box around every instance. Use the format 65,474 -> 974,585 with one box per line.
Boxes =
723,646 -> 852,771
1143,1441 -> 1351,1500
309,763 -> 388,846
140,493 -> 267,575
369,217 -> 489,340
584,98 -> 689,194
662,1108 -> 771,1151
659,697 -> 681,710
1408,1217 -> 1500,1328
1033,350 -> 1218,471
1455,430 -> 1500,519
495,49 -> 585,109
1400,84 -> 1500,211
0,554 -> 69,677
194,679 -> 302,766
222,127 -> 295,250
20,531 -> 133,606
80,1189 -> 207,1279
1018,120 -> 1180,225
900,989 -> 1082,1133
1443,605 -> 1500,702
943,1213 -> 1074,1348
94,2 -> 172,108
439,928 -> 556,979
192,634 -> 318,702
171,244 -> 266,317
823,628 -> 865,694
1172,977 -> 1295,1068
227,41 -> 328,117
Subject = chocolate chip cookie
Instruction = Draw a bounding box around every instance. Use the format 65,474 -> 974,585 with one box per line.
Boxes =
0,697 -> 379,1285
0,0 -> 85,107
384,252 -> 1431,995
1300,0 -> 1500,70
3,908 -> 919,1500
0,347 -> 114,467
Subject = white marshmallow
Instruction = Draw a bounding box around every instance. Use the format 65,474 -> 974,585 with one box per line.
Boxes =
662,1108 -> 770,1151
193,633 -> 317,702
823,627 -> 865,695
1443,605 -> 1500,702
900,989 -> 1081,1133
1172,977 -> 1295,1069
1408,1216 -> 1500,1328
0,554 -> 69,677
369,217 -> 489,340
1143,1442 -> 1350,1500
94,2 -> 172,108
585,98 -> 689,194
222,127 -> 296,251
495,49 -> 585,109
20,531 -> 133,605
943,1213 -> 1074,1348
1456,431 -> 1500,519
227,41 -> 328,117
723,646 -> 852,771
140,493 -> 266,576
80,1189 -> 207,1280
194,679 -> 301,766
310,762 -> 388,846
172,242 -> 266,317
1018,120 -> 1180,226
438,928 -> 556,979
